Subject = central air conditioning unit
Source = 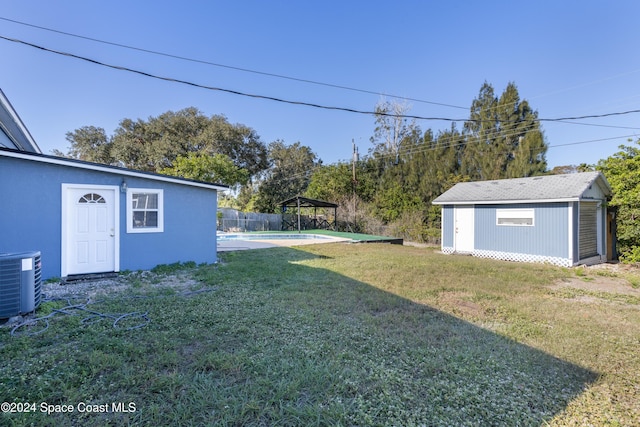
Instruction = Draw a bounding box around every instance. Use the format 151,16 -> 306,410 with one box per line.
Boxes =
0,251 -> 42,319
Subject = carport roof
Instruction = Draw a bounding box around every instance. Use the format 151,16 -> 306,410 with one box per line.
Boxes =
280,196 -> 338,208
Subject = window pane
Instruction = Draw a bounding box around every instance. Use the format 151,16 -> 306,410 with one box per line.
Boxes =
498,217 -> 533,226
496,209 -> 534,226
79,193 -> 106,204
133,211 -> 158,228
132,193 -> 158,209
127,189 -> 163,233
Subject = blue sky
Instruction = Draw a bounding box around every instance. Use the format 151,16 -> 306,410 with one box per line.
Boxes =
1,1 -> 639,169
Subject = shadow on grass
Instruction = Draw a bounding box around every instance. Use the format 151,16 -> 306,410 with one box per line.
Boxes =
193,246 -> 598,425
0,246 -> 597,426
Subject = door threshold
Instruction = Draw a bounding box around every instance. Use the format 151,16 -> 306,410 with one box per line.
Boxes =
62,272 -> 118,284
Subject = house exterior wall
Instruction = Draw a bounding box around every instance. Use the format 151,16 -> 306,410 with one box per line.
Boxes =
1,156 -> 218,279
582,182 -> 608,200
474,203 -> 569,258
118,175 -> 218,272
435,172 -> 612,266
440,202 -> 576,266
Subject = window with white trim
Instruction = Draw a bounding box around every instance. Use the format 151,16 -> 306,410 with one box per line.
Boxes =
496,208 -> 534,226
127,189 -> 164,233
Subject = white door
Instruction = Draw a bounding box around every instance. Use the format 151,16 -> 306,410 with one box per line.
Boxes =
454,205 -> 475,253
62,185 -> 119,276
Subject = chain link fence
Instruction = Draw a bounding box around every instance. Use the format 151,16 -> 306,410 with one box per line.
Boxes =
218,208 -> 282,232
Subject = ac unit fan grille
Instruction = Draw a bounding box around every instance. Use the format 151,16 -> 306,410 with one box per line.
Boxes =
34,254 -> 42,308
0,258 -> 21,318
0,252 -> 42,318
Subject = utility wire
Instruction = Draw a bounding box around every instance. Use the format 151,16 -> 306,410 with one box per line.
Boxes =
1,30 -> 637,168
0,16 -> 468,110
10,15 -> 640,125
0,34 -> 471,123
545,120 -> 640,130
5,17 -> 640,130
264,131 -> 635,184
4,34 -> 640,127
364,129 -> 637,163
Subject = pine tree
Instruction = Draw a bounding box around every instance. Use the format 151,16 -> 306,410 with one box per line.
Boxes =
461,82 -> 547,180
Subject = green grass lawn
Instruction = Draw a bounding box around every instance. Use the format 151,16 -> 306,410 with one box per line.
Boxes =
1,244 -> 639,426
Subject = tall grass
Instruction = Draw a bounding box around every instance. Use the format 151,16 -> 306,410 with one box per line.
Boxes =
1,244 -> 638,426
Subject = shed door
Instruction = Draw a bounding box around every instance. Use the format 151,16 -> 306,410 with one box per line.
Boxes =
579,202 -> 598,259
63,185 -> 119,276
454,205 -> 475,253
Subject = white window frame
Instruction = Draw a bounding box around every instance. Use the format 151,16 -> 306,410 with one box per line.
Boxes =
496,208 -> 535,227
126,188 -> 164,233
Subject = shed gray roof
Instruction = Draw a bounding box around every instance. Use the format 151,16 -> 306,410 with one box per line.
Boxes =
432,172 -> 612,205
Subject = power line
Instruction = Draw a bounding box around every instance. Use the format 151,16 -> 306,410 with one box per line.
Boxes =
6,15 -> 640,136
368,129 -> 637,163
544,120 -> 640,130
0,16 -> 468,110
9,15 -> 640,128
539,111 -> 640,122
13,15 -> 637,128
0,34 -> 473,122
4,34 -> 640,128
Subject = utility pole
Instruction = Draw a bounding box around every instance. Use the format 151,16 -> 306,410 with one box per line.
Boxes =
352,139 -> 359,233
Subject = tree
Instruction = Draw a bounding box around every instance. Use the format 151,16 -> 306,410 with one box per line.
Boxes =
372,180 -> 422,223
305,162 -> 353,202
461,82 -> 547,180
370,99 -> 420,165
199,116 -> 269,179
110,117 -> 156,171
402,126 -> 467,204
63,108 -> 269,180
305,160 -> 377,204
548,164 -> 595,175
597,141 -> 640,262
159,153 -> 249,187
253,141 -> 320,213
60,126 -> 114,164
548,165 -> 581,175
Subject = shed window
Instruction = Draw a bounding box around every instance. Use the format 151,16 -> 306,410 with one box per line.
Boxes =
127,189 -> 164,233
496,209 -> 534,226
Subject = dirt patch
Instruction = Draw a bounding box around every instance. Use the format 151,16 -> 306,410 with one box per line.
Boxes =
42,270 -> 201,300
438,291 -> 485,318
551,276 -> 640,297
3,270 -> 208,331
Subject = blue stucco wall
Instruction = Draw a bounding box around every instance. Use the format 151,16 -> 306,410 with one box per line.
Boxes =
118,176 -> 218,272
474,203 -> 569,258
1,156 -> 218,279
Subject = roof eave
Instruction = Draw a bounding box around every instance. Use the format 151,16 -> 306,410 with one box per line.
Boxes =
432,197 -> 582,205
0,89 -> 42,153
0,147 -> 228,191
